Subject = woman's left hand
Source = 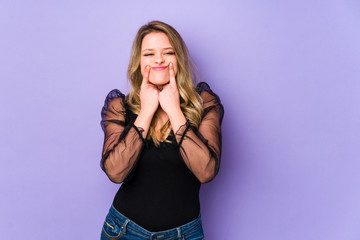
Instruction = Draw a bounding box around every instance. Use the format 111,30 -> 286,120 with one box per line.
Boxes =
159,62 -> 181,116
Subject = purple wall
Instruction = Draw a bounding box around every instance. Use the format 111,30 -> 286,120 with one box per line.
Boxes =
1,1 -> 360,239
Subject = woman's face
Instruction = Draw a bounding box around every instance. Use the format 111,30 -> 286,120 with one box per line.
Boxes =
140,32 -> 178,87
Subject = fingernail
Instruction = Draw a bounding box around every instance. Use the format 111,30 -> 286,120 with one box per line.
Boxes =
170,63 -> 173,67
146,65 -> 150,69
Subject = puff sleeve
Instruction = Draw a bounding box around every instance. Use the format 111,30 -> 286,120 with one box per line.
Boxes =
174,82 -> 224,183
100,89 -> 146,183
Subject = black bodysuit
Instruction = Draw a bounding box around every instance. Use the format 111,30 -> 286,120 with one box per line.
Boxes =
100,82 -> 224,231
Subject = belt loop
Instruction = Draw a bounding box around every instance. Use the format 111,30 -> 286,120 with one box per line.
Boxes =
177,227 -> 182,239
121,219 -> 129,234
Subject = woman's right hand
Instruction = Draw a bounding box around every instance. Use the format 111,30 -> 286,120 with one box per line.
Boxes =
139,65 -> 160,115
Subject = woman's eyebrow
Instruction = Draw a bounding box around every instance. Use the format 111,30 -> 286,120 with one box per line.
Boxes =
142,47 -> 174,52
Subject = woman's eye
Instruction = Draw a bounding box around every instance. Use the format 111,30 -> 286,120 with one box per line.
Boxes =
143,53 -> 153,56
165,52 -> 175,55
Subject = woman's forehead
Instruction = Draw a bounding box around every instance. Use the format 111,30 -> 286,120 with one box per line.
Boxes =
141,32 -> 173,50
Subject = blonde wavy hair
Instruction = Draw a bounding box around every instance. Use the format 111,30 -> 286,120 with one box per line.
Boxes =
126,20 -> 203,147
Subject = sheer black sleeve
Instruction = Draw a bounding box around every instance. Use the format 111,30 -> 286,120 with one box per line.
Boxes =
100,89 -> 146,183
174,82 -> 224,183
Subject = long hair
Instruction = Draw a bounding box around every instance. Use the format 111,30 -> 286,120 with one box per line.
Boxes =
126,20 -> 203,147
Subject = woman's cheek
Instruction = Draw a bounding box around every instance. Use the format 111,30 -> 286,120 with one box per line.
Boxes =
140,57 -> 149,74
174,63 -> 178,75
140,61 -> 146,76
169,58 -> 178,75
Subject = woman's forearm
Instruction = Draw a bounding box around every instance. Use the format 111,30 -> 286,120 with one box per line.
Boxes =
134,109 -> 155,139
169,109 -> 219,183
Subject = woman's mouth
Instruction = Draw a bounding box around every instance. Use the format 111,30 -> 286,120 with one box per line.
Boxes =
152,66 -> 167,71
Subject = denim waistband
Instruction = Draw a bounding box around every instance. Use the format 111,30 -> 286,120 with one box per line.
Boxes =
108,204 -> 202,239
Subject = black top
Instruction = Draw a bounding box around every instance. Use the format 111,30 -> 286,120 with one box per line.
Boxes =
100,82 -> 224,231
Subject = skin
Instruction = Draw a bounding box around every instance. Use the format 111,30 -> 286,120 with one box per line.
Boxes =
133,32 -> 187,141
140,32 -> 178,88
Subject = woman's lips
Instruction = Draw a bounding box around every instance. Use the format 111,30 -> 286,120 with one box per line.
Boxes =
152,66 -> 167,71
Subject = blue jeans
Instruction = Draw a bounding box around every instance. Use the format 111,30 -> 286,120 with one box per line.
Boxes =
101,205 -> 205,240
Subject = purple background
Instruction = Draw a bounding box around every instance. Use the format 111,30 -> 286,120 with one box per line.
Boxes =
1,1 -> 360,239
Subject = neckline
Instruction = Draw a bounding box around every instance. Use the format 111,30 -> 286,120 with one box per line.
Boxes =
159,132 -> 173,143
149,130 -> 173,144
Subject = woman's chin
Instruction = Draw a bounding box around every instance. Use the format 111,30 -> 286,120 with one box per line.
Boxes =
149,79 -> 169,86
150,72 -> 169,86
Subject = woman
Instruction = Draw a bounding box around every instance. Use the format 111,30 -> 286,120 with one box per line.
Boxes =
100,21 -> 224,240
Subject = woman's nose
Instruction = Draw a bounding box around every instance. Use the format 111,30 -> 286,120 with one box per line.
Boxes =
155,55 -> 165,64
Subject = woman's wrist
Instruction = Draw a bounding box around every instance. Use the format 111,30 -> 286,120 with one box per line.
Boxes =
168,109 -> 187,133
134,110 -> 154,138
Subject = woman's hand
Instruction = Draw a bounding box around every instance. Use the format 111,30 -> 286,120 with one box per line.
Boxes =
159,63 -> 181,116
139,66 -> 160,115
